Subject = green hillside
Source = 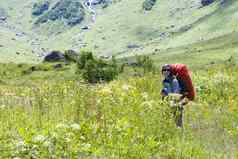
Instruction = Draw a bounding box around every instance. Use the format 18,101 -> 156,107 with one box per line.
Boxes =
79,0 -> 238,60
0,0 -> 238,64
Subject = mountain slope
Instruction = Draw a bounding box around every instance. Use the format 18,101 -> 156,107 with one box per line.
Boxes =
0,0 -> 238,63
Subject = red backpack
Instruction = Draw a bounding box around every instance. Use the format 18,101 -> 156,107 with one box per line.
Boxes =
170,64 -> 195,100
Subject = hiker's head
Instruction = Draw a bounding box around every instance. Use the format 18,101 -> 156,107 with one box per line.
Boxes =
162,64 -> 171,78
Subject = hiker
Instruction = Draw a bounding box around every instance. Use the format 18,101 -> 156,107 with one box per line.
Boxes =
161,64 -> 195,103
161,64 -> 195,127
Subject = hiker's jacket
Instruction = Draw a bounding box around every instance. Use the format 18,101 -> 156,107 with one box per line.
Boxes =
169,64 -> 195,100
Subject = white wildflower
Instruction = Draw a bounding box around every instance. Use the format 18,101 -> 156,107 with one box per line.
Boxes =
82,143 -> 91,149
142,101 -> 153,107
98,86 -> 113,95
42,140 -> 51,148
122,84 -> 132,91
65,137 -> 71,143
0,105 -> 6,109
33,135 -> 45,143
15,141 -> 27,152
141,92 -> 149,99
213,72 -> 233,85
141,100 -> 154,110
70,123 -> 80,130
96,99 -> 101,104
80,136 -> 86,140
51,132 -> 58,139
16,141 -> 25,148
56,123 -> 69,129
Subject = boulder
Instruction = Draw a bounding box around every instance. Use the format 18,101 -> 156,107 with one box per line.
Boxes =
53,63 -> 63,69
0,16 -> 6,21
201,0 -> 214,6
44,51 -> 65,62
81,26 -> 89,30
143,0 -> 156,11
127,44 -> 140,49
85,0 -> 109,6
0,8 -> 7,21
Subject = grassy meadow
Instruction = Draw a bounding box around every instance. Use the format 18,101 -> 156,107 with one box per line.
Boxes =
0,61 -> 237,158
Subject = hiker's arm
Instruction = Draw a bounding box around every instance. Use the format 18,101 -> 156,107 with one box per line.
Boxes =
179,92 -> 189,106
179,98 -> 189,106
161,80 -> 171,99
180,92 -> 188,99
161,88 -> 168,100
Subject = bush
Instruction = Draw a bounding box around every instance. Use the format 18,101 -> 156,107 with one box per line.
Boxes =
64,50 -> 80,63
136,55 -> 155,74
142,0 -> 156,11
32,1 -> 49,16
77,51 -> 94,69
77,51 -> 119,83
81,59 -> 98,83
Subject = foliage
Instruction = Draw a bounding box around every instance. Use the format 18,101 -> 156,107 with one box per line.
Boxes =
77,51 -> 119,83
142,0 -> 156,10
35,0 -> 85,26
64,50 -> 80,63
77,50 -> 94,69
136,55 -> 155,74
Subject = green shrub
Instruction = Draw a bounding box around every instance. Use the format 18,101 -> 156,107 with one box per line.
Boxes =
77,51 -> 119,83
77,51 -> 94,69
64,50 -> 80,63
81,59 -> 98,83
143,0 -> 156,11
136,55 -> 155,74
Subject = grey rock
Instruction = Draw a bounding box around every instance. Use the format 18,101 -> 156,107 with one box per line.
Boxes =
127,44 -> 141,49
201,0 -> 214,6
53,63 -> 63,69
44,51 -> 65,62
81,26 -> 89,30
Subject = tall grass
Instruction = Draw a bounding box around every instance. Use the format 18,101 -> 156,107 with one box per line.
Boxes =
0,64 -> 237,158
